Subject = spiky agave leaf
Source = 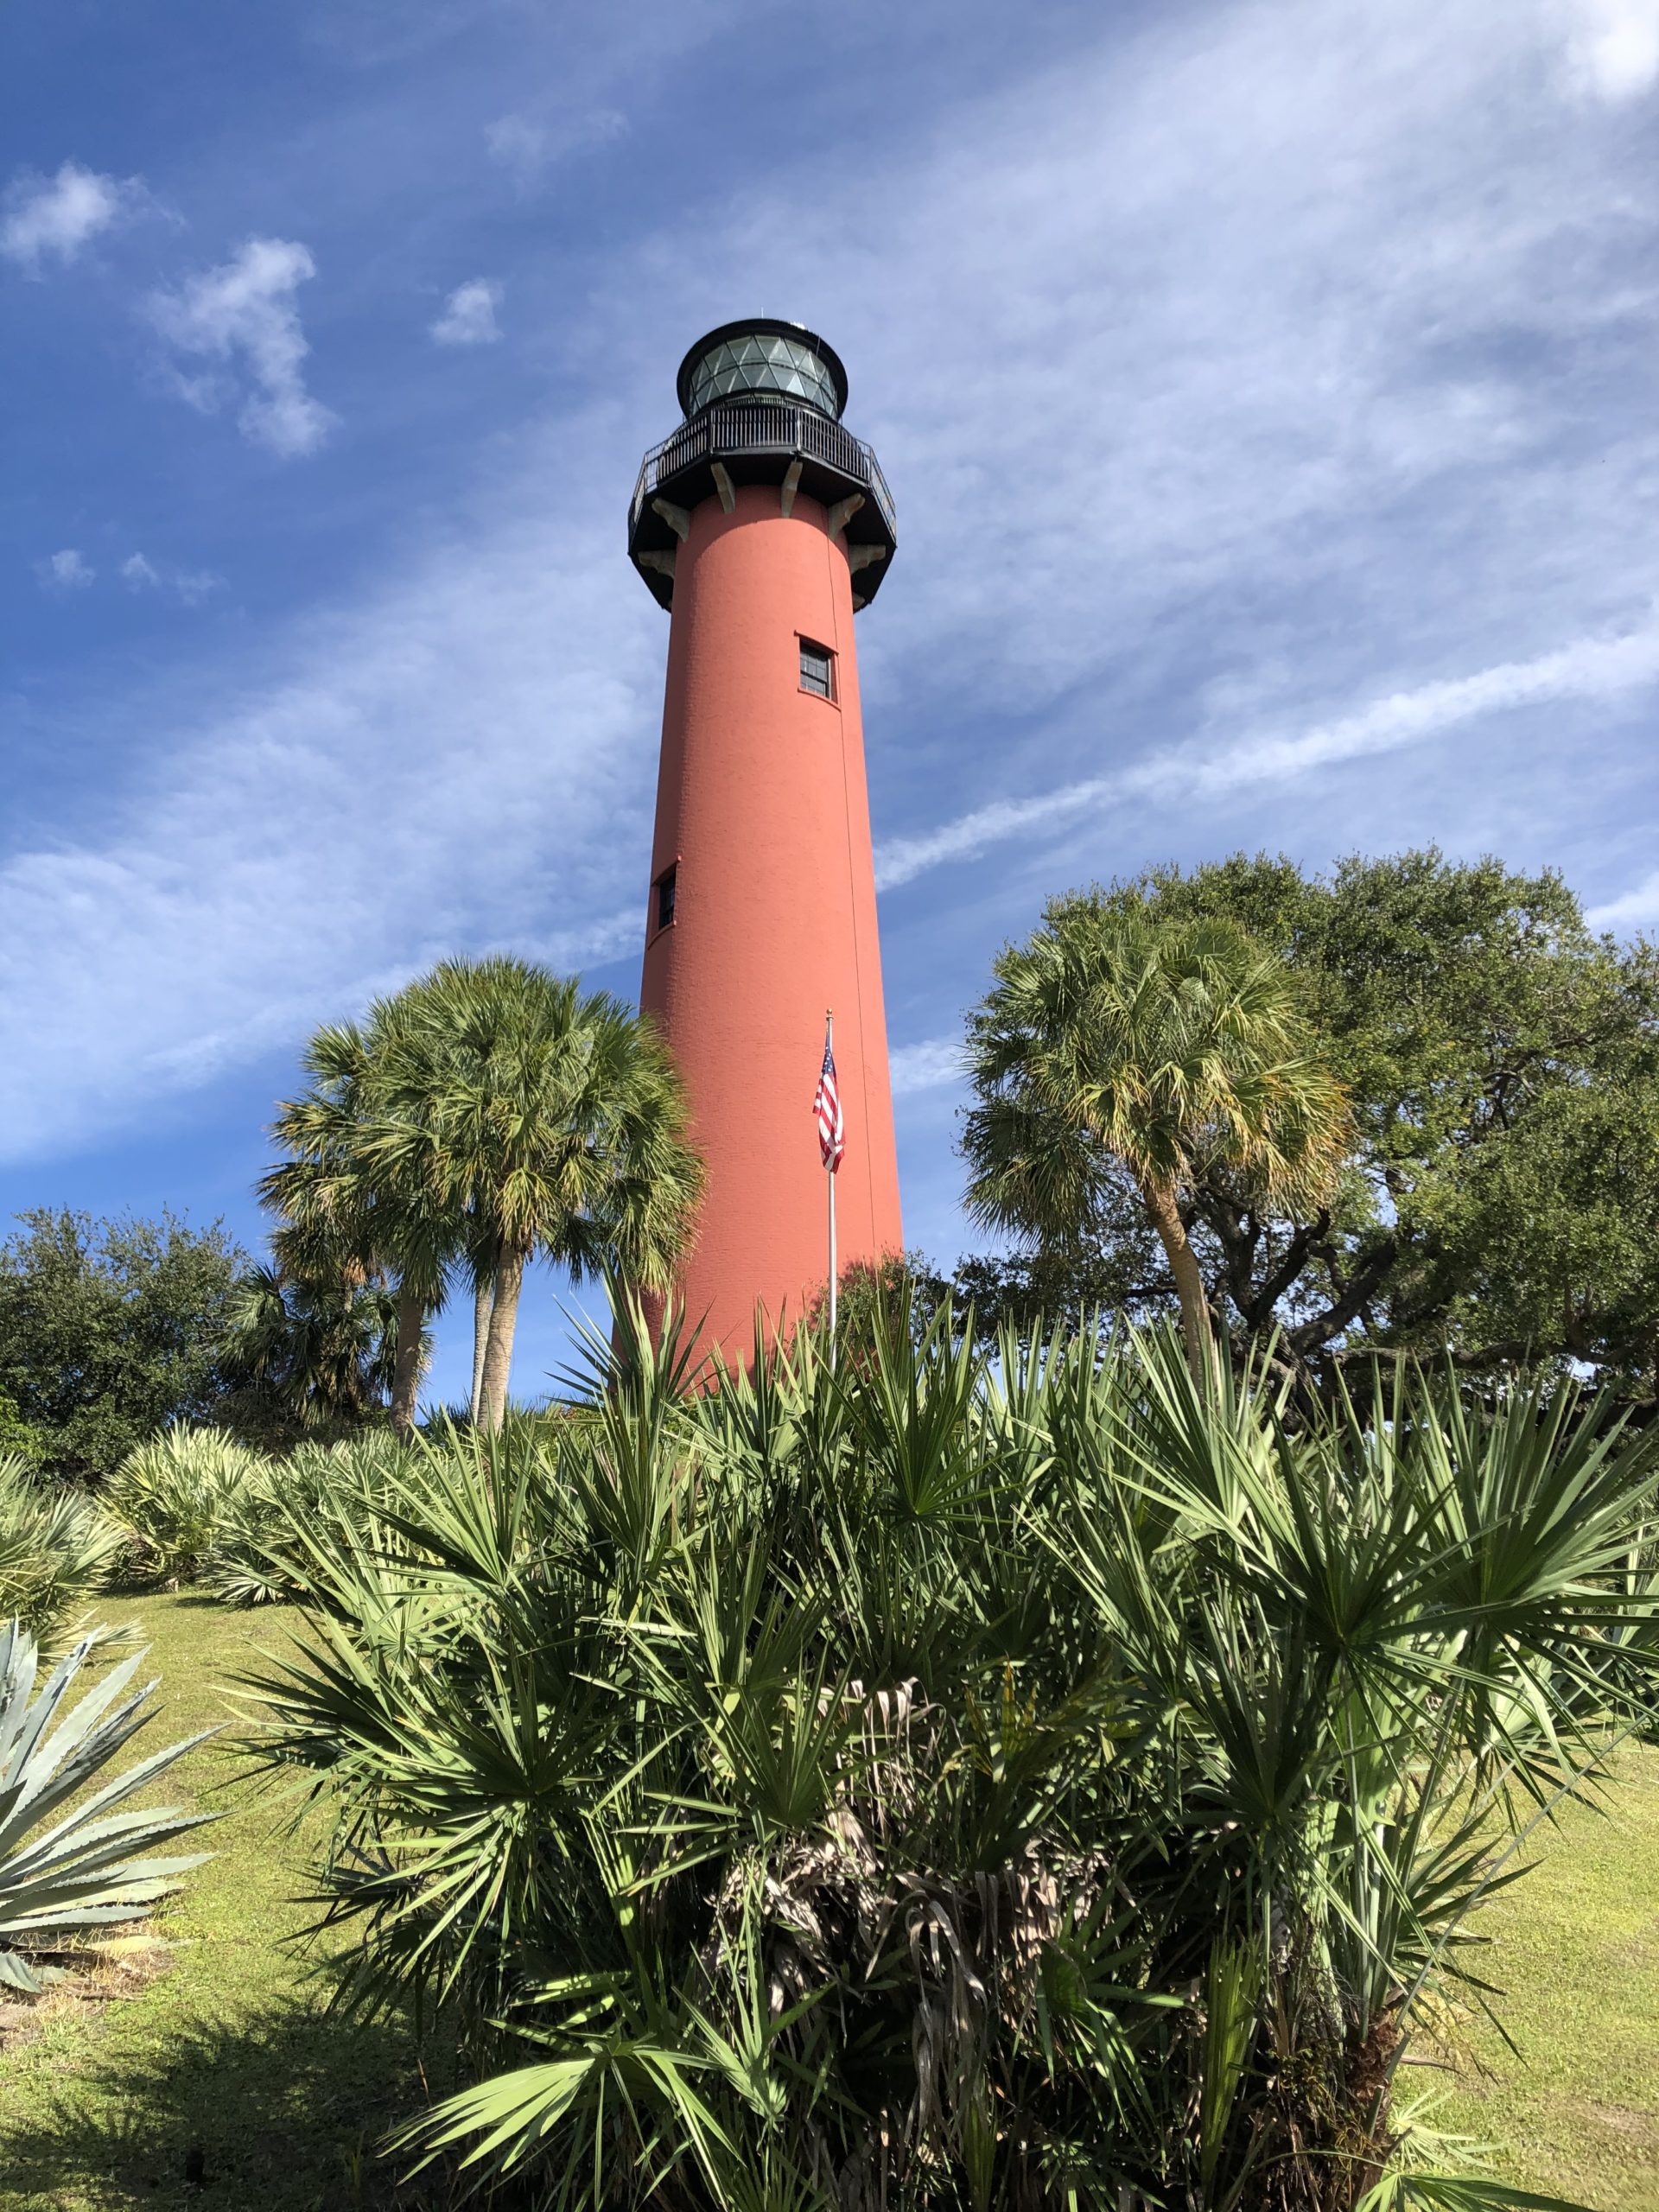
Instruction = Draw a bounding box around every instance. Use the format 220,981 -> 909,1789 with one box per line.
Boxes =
0,1618 -> 216,1993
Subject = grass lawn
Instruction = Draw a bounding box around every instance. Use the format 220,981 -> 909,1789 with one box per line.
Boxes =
1432,1740 -> 1659,2210
0,1593 -> 454,2211
2,1594 -> 1656,2209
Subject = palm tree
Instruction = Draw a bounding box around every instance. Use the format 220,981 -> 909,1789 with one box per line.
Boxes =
359,957 -> 704,1430
264,1017 -> 458,1436
963,899 -> 1351,1376
220,1258 -> 399,1434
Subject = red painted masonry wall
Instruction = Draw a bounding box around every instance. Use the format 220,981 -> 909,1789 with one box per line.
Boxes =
639,482 -> 903,1364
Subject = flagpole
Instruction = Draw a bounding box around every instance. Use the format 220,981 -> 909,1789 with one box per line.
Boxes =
825,1008 -> 837,1370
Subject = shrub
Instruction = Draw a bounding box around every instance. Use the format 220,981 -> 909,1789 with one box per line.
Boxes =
0,1619 -> 215,1993
207,1431 -> 417,1606
244,1296 -> 1659,2211
0,1389 -> 43,1466
0,1209 -> 247,1480
100,1426 -> 263,1588
0,1452 -> 121,1655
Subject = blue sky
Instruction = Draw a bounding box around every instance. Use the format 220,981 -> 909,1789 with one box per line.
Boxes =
3,0 -> 1658,1408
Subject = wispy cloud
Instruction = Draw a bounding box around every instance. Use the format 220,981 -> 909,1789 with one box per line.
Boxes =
0,161 -> 140,270
8,0 -> 1659,1171
714,0 -> 1659,916
431,277 -> 503,346
484,107 -> 626,186
874,620 -> 1659,889
147,238 -> 334,458
1562,0 -> 1659,100
122,552 -> 223,604
888,1037 -> 966,1096
518,909 -> 643,973
1587,868 -> 1659,931
35,549 -> 95,590
0,415 -> 659,1162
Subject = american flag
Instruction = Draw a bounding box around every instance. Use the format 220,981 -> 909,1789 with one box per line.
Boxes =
815,1021 -> 845,1173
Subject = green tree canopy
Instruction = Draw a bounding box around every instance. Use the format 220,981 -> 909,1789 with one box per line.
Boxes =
264,957 -> 705,1433
957,850 -> 1659,1402
264,1007 -> 466,1436
0,1210 -> 246,1479
962,901 -> 1351,1375
363,957 -> 704,1428
217,1259 -> 402,1446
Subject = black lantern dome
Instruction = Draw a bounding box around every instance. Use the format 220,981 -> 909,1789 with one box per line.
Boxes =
628,318 -> 895,612
676,320 -> 849,421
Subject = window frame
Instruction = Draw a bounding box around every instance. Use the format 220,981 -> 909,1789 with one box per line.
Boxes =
652,861 -> 678,938
798,635 -> 837,703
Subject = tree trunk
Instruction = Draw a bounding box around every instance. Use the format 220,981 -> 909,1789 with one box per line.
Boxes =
480,1246 -> 525,1432
469,1274 -> 493,1425
1142,1179 -> 1213,1384
389,1285 -> 426,1438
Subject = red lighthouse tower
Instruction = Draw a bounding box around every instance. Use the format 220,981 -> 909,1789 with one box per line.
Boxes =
629,320 -> 903,1362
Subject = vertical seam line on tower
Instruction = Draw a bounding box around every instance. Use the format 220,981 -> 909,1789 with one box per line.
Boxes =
827,524 -> 880,1248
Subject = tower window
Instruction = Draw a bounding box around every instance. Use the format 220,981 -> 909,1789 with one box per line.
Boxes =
799,639 -> 836,700
654,864 -> 677,931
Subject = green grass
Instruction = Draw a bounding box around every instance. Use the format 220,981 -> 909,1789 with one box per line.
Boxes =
2,1595 -> 1656,2210
0,1593 -> 453,2212
1432,1740 -> 1659,2210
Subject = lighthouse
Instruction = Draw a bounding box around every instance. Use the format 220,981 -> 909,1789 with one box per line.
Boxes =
628,319 -> 903,1361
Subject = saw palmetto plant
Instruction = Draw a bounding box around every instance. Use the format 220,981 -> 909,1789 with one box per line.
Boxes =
204,1428 -> 416,1607
244,1292 -> 1659,2210
0,1451 -> 122,1655
99,1424 -> 265,1588
0,1619 -> 216,1993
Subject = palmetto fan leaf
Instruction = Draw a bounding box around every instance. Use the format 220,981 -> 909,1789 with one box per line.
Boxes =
239,1293 -> 1651,2211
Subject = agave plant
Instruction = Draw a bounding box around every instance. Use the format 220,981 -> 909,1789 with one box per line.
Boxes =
242,1293 -> 1656,2210
100,1426 -> 263,1588
0,1619 -> 215,1993
0,1452 -> 122,1655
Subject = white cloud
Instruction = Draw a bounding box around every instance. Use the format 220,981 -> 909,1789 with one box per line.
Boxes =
875,619 -> 1659,888
1,161 -> 136,270
172,569 -> 222,607
518,908 -> 642,971
37,549 -> 95,590
431,277 -> 503,346
147,238 -> 335,457
123,553 -> 222,605
0,410 -> 660,1161
484,114 -> 548,179
1587,869 -> 1659,931
888,1038 -> 966,1096
9,0 -> 1659,1166
1562,0 -> 1659,99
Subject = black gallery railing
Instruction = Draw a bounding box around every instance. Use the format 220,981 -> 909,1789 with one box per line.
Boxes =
630,403 -> 897,539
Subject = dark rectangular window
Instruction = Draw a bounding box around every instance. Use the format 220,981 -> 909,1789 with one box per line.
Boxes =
799,639 -> 835,700
654,864 -> 677,931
